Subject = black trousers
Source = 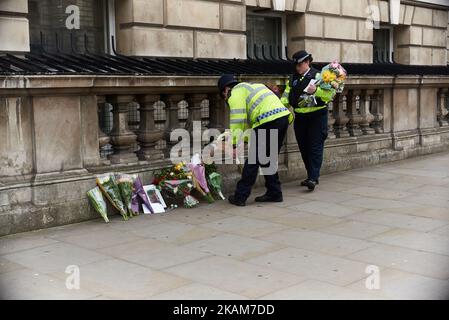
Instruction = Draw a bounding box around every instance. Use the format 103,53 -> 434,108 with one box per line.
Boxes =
294,108 -> 328,181
234,115 -> 290,202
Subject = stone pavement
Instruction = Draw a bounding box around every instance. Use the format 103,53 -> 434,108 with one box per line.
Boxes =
1,152 -> 449,300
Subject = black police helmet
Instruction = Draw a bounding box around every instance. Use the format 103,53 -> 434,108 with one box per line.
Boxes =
218,74 -> 239,93
292,50 -> 313,64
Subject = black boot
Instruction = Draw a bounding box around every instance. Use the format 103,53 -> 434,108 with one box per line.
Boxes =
228,195 -> 246,206
301,178 -> 319,186
304,179 -> 317,191
255,194 -> 283,203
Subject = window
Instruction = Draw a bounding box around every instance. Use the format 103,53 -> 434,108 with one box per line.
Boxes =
28,0 -> 113,54
246,12 -> 286,59
373,27 -> 393,63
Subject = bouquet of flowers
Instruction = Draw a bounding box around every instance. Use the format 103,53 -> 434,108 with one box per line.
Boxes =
158,179 -> 199,208
205,163 -> 225,200
132,176 -> 153,214
188,161 -> 215,204
96,173 -> 128,221
298,60 -> 347,108
116,173 -> 139,217
152,161 -> 200,209
86,186 -> 109,223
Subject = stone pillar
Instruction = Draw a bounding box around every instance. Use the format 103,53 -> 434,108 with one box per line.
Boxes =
136,94 -> 164,161
346,90 -> 363,137
333,93 -> 350,138
359,90 -> 375,135
97,95 -> 111,149
162,94 -> 184,158
370,90 -> 384,134
437,89 -> 449,127
208,93 -> 226,132
327,102 -> 336,139
108,95 -> 138,164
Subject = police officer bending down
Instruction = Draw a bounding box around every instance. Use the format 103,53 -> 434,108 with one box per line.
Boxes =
217,75 -> 293,206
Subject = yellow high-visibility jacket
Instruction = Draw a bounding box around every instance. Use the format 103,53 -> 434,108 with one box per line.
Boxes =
281,72 -> 336,114
227,82 -> 293,145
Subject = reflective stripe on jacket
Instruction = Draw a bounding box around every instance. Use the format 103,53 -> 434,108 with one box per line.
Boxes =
228,82 -> 293,144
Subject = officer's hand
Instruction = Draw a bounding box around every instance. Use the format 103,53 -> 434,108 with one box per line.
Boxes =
306,84 -> 316,94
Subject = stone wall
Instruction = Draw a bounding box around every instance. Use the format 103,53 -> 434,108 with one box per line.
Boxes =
0,0 -> 448,64
0,0 -> 29,53
0,74 -> 449,236
114,0 -> 448,65
115,0 -> 247,58
394,3 -> 448,65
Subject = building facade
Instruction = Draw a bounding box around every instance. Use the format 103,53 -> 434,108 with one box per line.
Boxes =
0,0 -> 448,64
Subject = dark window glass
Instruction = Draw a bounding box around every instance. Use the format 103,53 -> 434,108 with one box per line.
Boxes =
373,28 -> 392,63
247,15 -> 282,59
28,0 -> 105,53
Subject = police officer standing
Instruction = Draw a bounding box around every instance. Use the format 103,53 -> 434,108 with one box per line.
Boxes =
217,75 -> 293,206
281,51 -> 336,191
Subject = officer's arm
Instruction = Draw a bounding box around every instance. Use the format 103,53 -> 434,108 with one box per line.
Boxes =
228,90 -> 248,146
315,86 -> 336,104
314,73 -> 336,103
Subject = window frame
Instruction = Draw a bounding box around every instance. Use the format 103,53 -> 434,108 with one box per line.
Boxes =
246,9 -> 287,59
373,25 -> 394,63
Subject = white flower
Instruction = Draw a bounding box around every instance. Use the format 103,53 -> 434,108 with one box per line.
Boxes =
170,172 -> 174,176
187,183 -> 193,188
173,187 -> 178,193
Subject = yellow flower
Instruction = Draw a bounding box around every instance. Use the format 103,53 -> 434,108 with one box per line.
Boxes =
322,70 -> 336,83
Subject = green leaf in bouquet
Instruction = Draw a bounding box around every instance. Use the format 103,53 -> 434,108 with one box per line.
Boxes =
87,187 -> 109,223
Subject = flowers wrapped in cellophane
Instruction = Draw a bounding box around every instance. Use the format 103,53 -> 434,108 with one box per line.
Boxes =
298,60 -> 347,108
116,173 -> 139,218
86,186 -> 109,223
205,163 -> 225,200
188,162 -> 215,204
96,173 -> 128,221
132,176 -> 153,214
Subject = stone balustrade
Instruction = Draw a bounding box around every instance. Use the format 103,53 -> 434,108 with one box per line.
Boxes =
0,74 -> 448,235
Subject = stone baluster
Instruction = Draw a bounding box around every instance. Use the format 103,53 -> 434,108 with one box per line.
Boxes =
327,101 -> 336,139
346,90 -> 363,136
437,88 -> 448,127
359,90 -> 375,135
208,93 -> 226,132
186,93 -> 207,132
333,92 -> 350,138
370,89 -> 384,133
97,95 -> 111,149
162,94 -> 184,157
108,95 -> 138,164
135,94 -> 164,161
186,93 -> 208,148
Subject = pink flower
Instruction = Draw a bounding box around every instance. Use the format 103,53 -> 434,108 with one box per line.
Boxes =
330,60 -> 339,69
